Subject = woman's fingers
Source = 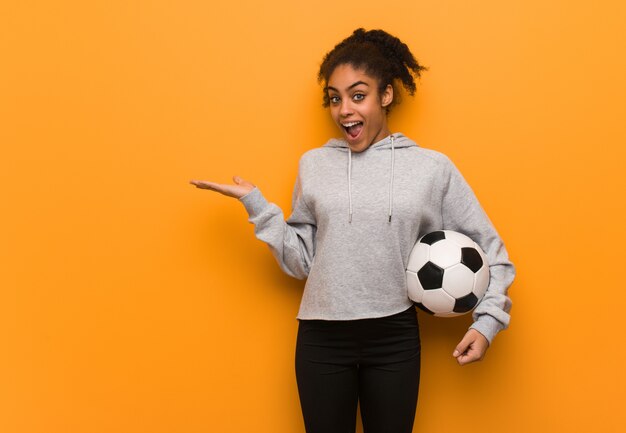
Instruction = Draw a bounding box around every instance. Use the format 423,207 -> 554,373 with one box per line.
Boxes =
190,180 -> 214,189
189,180 -> 236,197
189,180 -> 228,194
452,329 -> 489,366
189,177 -> 255,199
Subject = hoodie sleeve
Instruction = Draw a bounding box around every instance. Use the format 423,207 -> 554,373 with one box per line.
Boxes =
238,172 -> 316,280
441,157 -> 516,344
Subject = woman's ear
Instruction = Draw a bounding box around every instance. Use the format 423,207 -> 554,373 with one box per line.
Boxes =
381,84 -> 394,108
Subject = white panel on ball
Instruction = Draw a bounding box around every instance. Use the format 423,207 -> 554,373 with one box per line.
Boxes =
473,266 -> 490,298
444,230 -> 475,248
442,263 -> 475,298
406,271 -> 424,302
429,239 -> 462,269
407,242 -> 429,272
421,289 -> 456,314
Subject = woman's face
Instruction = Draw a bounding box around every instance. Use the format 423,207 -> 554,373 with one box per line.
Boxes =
326,64 -> 393,153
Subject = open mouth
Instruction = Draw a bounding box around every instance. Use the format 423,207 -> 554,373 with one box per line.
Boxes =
342,121 -> 363,139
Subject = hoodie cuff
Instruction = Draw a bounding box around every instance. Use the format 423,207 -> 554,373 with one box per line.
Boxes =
239,187 -> 269,218
469,315 -> 505,346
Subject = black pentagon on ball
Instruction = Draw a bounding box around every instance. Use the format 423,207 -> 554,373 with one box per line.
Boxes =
414,302 -> 435,315
461,247 -> 483,273
453,292 -> 479,313
419,231 -> 446,245
417,262 -> 444,290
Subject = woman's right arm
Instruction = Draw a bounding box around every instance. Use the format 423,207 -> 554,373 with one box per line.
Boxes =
190,175 -> 316,280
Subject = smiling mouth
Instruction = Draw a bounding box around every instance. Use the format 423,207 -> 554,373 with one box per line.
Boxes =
342,121 -> 363,139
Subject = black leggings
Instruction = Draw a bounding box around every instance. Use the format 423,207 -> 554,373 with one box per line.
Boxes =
295,306 -> 421,433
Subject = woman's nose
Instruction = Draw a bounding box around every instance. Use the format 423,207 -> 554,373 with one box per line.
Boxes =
340,100 -> 353,117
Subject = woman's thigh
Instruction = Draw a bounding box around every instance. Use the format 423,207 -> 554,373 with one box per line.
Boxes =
358,307 -> 421,433
295,320 -> 360,433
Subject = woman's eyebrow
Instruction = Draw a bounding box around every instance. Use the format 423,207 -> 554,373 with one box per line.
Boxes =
326,81 -> 370,93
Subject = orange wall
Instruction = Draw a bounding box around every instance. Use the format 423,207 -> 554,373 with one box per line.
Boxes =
2,1 -> 625,432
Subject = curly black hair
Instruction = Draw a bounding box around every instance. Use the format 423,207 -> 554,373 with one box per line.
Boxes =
318,28 -> 427,112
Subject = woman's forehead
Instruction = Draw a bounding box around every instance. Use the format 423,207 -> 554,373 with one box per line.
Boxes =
327,64 -> 377,89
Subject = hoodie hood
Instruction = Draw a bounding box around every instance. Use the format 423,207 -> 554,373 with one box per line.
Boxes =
322,133 -> 418,223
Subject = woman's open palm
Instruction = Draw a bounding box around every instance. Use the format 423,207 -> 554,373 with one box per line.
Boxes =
190,176 -> 255,199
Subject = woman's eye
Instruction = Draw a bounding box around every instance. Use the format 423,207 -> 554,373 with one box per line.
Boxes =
353,93 -> 365,101
329,96 -> 340,104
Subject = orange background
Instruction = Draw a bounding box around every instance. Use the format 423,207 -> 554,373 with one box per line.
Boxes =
2,1 -> 625,432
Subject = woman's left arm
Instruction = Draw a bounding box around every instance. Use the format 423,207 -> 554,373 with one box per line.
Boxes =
440,156 -> 516,364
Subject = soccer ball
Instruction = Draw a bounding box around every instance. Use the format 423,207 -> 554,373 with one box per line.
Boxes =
406,230 -> 490,317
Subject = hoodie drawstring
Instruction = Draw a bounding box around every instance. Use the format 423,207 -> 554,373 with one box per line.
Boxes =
389,134 -> 395,222
348,146 -> 353,223
347,134 -> 395,224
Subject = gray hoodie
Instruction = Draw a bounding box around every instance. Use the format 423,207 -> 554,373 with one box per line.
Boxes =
240,133 -> 515,343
